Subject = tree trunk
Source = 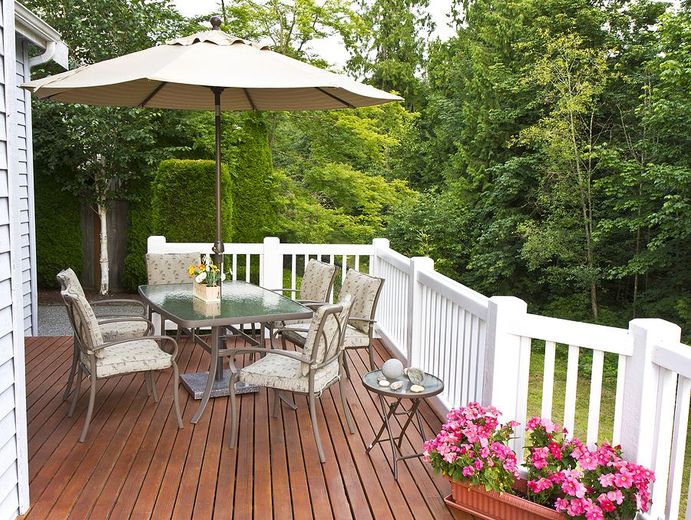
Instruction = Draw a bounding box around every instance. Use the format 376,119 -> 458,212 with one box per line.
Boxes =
98,203 -> 109,295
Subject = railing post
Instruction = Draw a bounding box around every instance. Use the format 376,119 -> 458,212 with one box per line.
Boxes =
482,296 -> 528,417
261,237 -> 282,290
370,237 -> 390,277
147,235 -> 167,254
407,256 -> 434,366
621,319 -> 681,468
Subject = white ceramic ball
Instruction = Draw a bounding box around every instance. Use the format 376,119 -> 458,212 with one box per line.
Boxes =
381,358 -> 404,380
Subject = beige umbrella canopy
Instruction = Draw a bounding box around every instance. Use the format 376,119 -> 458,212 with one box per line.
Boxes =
24,18 -> 402,262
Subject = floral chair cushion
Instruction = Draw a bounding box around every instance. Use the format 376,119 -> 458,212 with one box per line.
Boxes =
96,338 -> 172,378
146,252 -> 200,285
239,354 -> 339,394
100,320 -> 150,342
339,270 -> 384,334
61,286 -> 104,355
299,260 -> 337,303
57,268 -> 86,299
299,296 -> 351,376
283,322 -> 369,349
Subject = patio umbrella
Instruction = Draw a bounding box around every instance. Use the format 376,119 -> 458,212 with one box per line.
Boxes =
23,17 -> 402,269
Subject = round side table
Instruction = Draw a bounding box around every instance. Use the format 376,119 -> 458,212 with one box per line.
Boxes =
362,369 -> 443,479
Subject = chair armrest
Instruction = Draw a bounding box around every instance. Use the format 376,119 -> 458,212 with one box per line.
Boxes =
94,335 -> 178,358
349,317 -> 377,325
97,316 -> 154,335
223,346 -> 309,372
273,326 -> 310,336
297,300 -> 326,310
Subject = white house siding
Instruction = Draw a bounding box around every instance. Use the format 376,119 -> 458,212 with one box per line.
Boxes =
0,0 -> 30,517
14,37 -> 34,336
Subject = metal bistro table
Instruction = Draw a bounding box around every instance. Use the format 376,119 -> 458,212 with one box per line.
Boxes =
139,281 -> 313,423
362,369 -> 444,479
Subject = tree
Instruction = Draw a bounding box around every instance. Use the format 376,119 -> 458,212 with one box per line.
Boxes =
26,0 -> 185,293
518,34 -> 609,319
346,0 -> 433,109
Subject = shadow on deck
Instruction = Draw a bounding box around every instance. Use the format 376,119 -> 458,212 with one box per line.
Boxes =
24,335 -> 471,519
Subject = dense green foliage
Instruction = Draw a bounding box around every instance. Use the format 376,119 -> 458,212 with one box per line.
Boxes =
151,160 -> 233,243
34,167 -> 82,288
26,0 -> 688,339
388,0 -> 689,334
228,115 -> 277,242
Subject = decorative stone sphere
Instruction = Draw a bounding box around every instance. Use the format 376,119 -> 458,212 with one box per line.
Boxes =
381,358 -> 404,380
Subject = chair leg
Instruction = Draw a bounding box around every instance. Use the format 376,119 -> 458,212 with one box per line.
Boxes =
146,372 -> 159,402
79,376 -> 97,442
63,338 -> 79,401
228,373 -> 239,449
309,392 -> 326,463
68,364 -> 83,418
368,344 -> 376,370
339,378 -> 355,434
342,351 -> 351,380
172,362 -> 183,429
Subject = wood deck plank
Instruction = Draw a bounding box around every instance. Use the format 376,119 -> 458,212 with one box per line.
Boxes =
24,336 -> 456,520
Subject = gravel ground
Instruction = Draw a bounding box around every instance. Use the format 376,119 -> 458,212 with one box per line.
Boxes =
37,303 -> 144,336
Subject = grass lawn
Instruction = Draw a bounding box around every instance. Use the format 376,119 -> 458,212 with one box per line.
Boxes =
527,343 -> 691,516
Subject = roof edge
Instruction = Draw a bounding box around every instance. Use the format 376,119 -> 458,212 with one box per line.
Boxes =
15,1 -> 68,69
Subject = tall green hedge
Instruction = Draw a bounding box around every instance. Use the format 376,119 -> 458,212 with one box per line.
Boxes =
122,177 -> 154,291
229,114 -> 277,242
35,167 -> 82,288
151,159 -> 233,243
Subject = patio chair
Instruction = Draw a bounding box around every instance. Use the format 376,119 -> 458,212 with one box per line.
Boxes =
278,269 -> 384,374
267,259 -> 337,346
146,252 -> 200,338
228,296 -> 353,463
57,268 -> 151,401
61,285 -> 183,442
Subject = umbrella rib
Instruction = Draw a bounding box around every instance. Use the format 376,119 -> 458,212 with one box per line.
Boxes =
243,88 -> 257,110
316,87 -> 355,108
139,82 -> 168,107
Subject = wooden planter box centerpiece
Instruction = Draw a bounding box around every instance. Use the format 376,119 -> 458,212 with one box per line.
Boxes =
193,280 -> 220,302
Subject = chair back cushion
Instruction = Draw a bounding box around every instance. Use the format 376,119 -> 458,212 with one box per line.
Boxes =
61,286 -> 104,355
57,268 -> 86,300
299,260 -> 337,303
339,270 -> 384,334
301,296 -> 352,376
146,252 -> 200,285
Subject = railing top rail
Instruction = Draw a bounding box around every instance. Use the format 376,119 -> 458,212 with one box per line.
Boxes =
147,240 -> 264,255
277,243 -> 374,256
653,342 -> 691,379
418,269 -> 489,320
507,313 -> 633,355
375,246 -> 409,271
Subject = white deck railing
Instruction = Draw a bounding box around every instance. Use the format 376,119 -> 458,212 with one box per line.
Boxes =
148,236 -> 690,519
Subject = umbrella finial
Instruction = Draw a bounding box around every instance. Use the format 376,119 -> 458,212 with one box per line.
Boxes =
210,16 -> 222,30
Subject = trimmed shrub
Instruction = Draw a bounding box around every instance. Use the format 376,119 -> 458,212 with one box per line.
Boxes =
35,167 -> 82,288
229,114 -> 277,242
151,159 -> 233,243
122,179 -> 154,291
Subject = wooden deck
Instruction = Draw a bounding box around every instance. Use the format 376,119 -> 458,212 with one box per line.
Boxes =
24,335 -> 467,519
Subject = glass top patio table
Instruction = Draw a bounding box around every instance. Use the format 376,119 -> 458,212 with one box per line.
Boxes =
138,281 -> 313,423
138,281 -> 312,328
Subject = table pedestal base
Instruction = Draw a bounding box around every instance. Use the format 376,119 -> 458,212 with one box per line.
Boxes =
180,372 -> 258,399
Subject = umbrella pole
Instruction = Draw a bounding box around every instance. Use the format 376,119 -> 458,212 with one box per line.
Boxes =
211,87 -> 225,281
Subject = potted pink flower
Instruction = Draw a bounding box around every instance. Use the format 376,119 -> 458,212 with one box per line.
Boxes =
424,403 -> 562,519
524,417 -> 655,519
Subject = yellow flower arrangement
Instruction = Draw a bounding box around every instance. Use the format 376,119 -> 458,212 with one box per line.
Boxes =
188,255 -> 223,287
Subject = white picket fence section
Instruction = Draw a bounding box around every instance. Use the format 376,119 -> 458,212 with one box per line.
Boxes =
148,236 -> 690,519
